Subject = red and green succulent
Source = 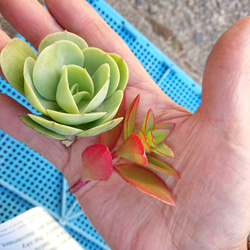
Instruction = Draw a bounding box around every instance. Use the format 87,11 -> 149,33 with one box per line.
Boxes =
69,94 -> 180,206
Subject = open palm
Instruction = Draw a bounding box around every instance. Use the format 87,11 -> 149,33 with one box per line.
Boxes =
1,0 -> 250,249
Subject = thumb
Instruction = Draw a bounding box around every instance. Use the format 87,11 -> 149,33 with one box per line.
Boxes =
200,17 -> 250,130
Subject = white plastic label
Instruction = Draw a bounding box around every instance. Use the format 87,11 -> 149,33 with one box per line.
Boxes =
0,207 -> 84,250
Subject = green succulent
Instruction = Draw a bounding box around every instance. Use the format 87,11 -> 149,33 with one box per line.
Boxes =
0,31 -> 129,143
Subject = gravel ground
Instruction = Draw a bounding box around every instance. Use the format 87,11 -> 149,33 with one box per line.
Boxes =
1,0 -> 250,85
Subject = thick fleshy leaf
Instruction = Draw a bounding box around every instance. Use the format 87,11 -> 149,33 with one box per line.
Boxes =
92,63 -> 110,95
146,130 -> 157,148
79,77 -> 110,113
147,155 -> 180,178
20,115 -> 66,140
24,57 -> 59,115
67,65 -> 94,99
113,133 -> 147,165
83,47 -> 120,97
101,91 -> 126,151
47,109 -> 106,126
151,143 -> 175,158
77,117 -> 123,137
56,65 -> 79,114
142,109 -> 155,134
124,95 -> 140,140
109,53 -> 129,91
81,144 -> 113,181
114,164 -> 176,206
68,143 -> 113,194
38,30 -> 88,54
150,128 -> 171,145
28,114 -> 83,135
0,38 -> 37,96
138,130 -> 151,153
155,123 -> 175,140
33,40 -> 84,101
89,90 -> 123,126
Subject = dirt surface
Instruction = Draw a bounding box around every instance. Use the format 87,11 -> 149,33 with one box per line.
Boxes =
1,0 -> 250,85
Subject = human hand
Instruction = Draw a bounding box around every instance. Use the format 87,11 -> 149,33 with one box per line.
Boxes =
1,0 -> 250,249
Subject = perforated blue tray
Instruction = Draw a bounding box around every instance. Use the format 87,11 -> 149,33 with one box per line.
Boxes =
0,0 -> 201,249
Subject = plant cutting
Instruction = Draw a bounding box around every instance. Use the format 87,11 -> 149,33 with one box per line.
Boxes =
0,31 -> 128,145
0,31 -> 179,205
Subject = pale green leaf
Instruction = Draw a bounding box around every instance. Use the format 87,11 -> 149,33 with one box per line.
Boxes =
83,47 -> 119,97
77,117 -> 123,137
92,63 -> 110,95
56,66 -> 79,114
67,65 -> 94,99
20,115 -> 66,140
109,53 -> 129,91
79,77 -> 109,113
28,114 -> 83,135
23,57 -> 59,115
47,109 -> 106,126
33,40 -> 84,101
38,30 -> 88,54
0,38 -> 37,96
89,90 -> 123,125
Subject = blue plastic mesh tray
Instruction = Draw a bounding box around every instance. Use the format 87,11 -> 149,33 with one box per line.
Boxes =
0,0 -> 201,249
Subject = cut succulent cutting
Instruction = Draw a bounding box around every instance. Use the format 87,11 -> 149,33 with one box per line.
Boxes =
0,31 -> 129,141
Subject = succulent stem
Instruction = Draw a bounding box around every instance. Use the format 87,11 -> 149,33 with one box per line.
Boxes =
61,135 -> 76,147
68,179 -> 89,194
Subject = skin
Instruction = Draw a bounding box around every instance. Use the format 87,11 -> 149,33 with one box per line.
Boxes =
0,0 -> 250,249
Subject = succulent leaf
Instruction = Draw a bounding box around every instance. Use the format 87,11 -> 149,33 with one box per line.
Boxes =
33,40 -> 85,101
46,109 -> 106,126
0,38 -> 37,96
56,65 -> 80,114
150,128 -> 171,145
67,64 -> 94,99
1,31 -> 129,140
101,91 -> 126,151
142,108 -> 155,134
109,53 -> 129,91
28,114 -> 83,135
83,47 -> 119,97
24,57 -> 59,115
138,130 -> 151,153
114,133 -> 147,165
114,164 -> 176,206
146,130 -> 158,148
147,155 -> 180,178
20,115 -> 67,140
77,117 -> 123,137
81,144 -> 113,182
92,63 -> 110,94
124,95 -> 140,140
155,123 -> 175,131
151,143 -> 175,158
79,74 -> 109,113
38,30 -> 88,54
89,90 -> 123,126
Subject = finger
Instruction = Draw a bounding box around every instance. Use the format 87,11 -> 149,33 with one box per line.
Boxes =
44,0 -> 151,86
200,17 -> 250,130
0,93 -> 68,171
0,29 -> 11,78
0,0 -> 62,49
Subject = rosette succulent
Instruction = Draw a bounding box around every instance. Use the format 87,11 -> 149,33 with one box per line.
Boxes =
0,31 -> 128,142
